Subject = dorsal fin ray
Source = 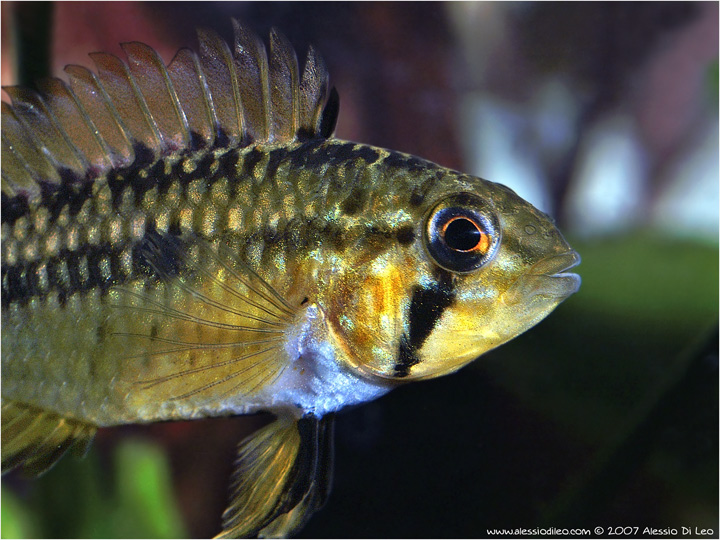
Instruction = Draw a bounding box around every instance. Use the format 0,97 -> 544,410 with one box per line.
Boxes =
198,28 -> 244,146
89,51 -> 165,158
121,41 -> 191,153
2,86 -> 88,178
64,64 -> 136,168
232,20 -> 271,143
36,77 -> 113,174
1,103 -> 62,185
269,28 -> 300,142
1,19 -> 335,201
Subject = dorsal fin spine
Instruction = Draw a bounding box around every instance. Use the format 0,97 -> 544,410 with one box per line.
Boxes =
122,41 -> 191,153
162,55 -> 193,151
4,85 -> 92,175
1,104 -> 62,184
269,28 -> 300,141
193,50 -> 220,145
258,33 -> 272,143
226,40 -> 246,145
299,45 -> 329,136
37,77 -> 110,173
53,76 -> 116,172
167,47 -> 218,148
64,65 -> 136,168
114,52 -> 167,154
1,130 -> 40,196
198,28 -> 245,146
90,52 -> 164,156
8,107 -> 68,181
1,104 -> 47,184
232,20 -> 271,143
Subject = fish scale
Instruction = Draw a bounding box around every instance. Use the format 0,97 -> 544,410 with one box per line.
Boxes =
1,21 -> 580,538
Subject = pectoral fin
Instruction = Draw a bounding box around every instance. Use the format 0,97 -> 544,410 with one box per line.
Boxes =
113,233 -> 298,411
217,414 -> 334,539
1,399 -> 96,476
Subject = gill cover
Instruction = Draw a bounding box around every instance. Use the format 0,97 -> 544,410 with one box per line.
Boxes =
325,191 -> 503,381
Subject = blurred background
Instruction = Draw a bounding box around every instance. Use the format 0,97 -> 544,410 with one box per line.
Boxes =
1,2 -> 717,538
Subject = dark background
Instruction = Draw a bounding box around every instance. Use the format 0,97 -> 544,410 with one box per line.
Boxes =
2,2 -> 717,538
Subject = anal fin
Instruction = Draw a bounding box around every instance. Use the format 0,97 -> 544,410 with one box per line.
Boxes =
1,399 -> 97,476
217,414 -> 335,539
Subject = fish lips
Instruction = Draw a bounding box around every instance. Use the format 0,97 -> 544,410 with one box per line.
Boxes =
503,251 -> 581,305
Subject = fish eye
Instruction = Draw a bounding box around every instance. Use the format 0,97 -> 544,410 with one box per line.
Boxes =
424,193 -> 500,273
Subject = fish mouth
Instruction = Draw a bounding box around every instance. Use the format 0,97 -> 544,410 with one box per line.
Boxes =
528,250 -> 581,281
503,251 -> 581,305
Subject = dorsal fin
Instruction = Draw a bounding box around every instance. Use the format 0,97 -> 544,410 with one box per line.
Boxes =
1,20 -> 335,199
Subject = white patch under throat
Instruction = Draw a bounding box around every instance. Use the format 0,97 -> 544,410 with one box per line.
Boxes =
260,304 -> 392,417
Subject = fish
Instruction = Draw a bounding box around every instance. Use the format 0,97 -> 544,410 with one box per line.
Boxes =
1,19 -> 581,538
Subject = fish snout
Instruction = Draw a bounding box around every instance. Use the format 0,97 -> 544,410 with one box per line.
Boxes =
502,250 -> 581,305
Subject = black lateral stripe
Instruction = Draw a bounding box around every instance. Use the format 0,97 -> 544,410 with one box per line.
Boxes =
394,274 -> 455,377
265,146 -> 290,179
2,265 -> 26,309
217,148 -> 240,180
37,177 -> 94,222
2,242 -> 125,307
1,228 -> 191,308
284,138 -> 325,170
324,141 -> 379,166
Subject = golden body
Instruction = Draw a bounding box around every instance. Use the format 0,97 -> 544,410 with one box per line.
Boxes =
1,21 -> 579,537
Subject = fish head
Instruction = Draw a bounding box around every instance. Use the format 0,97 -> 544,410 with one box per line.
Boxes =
322,172 -> 580,383
404,177 -> 581,380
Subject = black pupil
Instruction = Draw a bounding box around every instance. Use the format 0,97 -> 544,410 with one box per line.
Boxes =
444,218 -> 481,251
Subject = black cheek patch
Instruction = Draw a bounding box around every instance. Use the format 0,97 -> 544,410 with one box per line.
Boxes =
393,275 -> 455,378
